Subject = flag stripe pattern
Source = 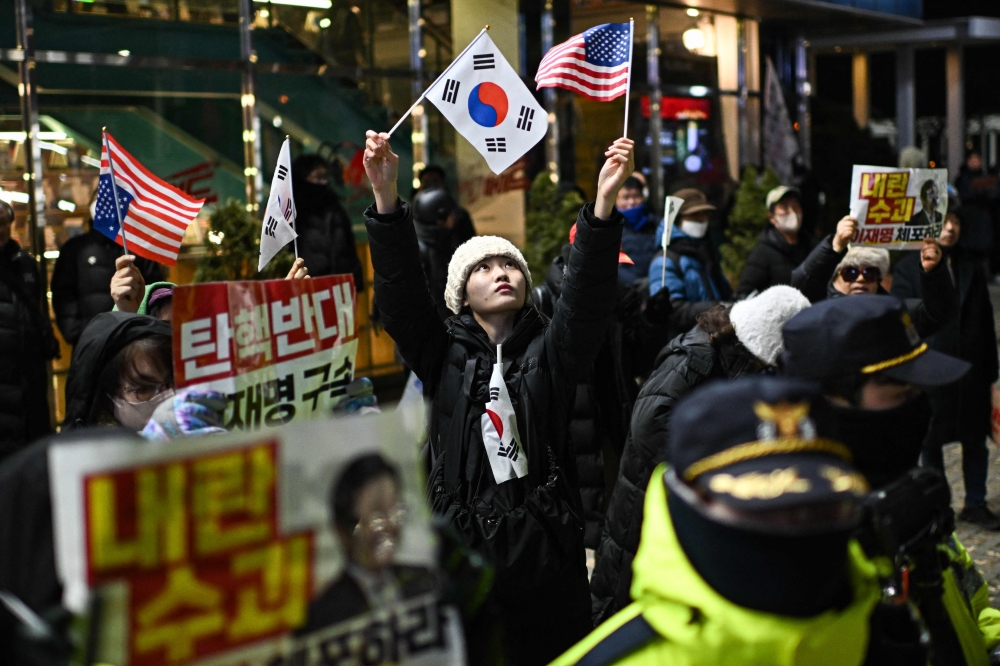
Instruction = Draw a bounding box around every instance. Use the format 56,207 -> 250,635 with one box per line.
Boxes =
95,132 -> 205,265
535,22 -> 631,101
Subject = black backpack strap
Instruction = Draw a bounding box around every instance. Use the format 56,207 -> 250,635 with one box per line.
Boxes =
574,613 -> 658,666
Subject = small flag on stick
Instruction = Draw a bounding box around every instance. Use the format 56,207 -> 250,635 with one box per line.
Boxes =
95,131 -> 205,265
258,138 -> 299,272
535,21 -> 634,136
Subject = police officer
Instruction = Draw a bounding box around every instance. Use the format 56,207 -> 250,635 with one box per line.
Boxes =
554,376 -> 881,665
782,295 -> 1000,663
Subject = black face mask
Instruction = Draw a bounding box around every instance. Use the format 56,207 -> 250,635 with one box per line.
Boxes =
827,394 -> 932,489
667,492 -> 853,617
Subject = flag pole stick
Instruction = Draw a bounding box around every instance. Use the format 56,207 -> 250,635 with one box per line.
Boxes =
387,26 -> 491,138
102,128 -> 130,256
286,134 -> 299,260
622,18 -> 634,138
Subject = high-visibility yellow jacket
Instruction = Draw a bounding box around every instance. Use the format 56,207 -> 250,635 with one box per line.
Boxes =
551,464 -> 883,666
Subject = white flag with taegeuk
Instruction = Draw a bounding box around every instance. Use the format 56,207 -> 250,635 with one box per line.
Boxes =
426,32 -> 548,175
258,138 -> 298,271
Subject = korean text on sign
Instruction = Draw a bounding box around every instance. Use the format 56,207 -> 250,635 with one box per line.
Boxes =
172,276 -> 358,430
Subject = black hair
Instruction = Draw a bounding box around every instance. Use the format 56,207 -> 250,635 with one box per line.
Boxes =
697,304 -> 737,347
0,199 -> 13,223
93,334 -> 174,424
418,164 -> 447,180
292,154 -> 329,181
620,176 -> 643,193
331,454 -> 400,533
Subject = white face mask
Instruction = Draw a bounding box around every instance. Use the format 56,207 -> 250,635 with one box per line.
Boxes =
112,389 -> 175,431
89,199 -> 97,220
774,211 -> 801,233
679,219 -> 709,239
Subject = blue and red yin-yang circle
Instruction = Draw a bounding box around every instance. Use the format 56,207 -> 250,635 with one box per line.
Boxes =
468,82 -> 509,128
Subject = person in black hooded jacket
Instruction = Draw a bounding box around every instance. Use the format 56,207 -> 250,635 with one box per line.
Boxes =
0,200 -> 59,463
62,311 -> 173,430
291,155 -> 364,287
0,310 -> 170,619
362,129 -> 633,666
590,285 -> 811,625
413,187 -> 475,320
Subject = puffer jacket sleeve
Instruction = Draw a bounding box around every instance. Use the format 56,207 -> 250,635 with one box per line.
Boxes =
365,201 -> 449,389
791,235 -> 845,303
546,202 -> 624,386
890,253 -> 957,339
590,342 -> 710,624
50,240 -> 83,346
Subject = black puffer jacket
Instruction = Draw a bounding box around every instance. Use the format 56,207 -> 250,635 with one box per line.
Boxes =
531,246 -> 643,549
790,234 -> 846,303
0,239 -> 58,462
414,219 -> 475,321
63,311 -> 172,429
293,180 -> 364,286
736,226 -> 817,298
892,247 -> 998,444
0,428 -> 141,614
366,200 -> 622,666
51,229 -> 163,346
590,325 -> 758,624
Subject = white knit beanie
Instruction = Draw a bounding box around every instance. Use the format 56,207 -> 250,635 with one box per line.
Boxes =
834,246 -> 891,279
445,236 -> 532,314
730,285 -> 810,366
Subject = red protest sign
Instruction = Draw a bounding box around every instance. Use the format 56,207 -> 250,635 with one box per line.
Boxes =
171,276 -> 358,430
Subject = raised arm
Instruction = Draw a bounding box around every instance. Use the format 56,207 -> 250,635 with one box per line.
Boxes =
362,131 -> 449,386
791,216 -> 854,303
548,138 -> 633,383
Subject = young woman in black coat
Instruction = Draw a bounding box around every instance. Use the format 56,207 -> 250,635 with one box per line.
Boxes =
362,130 -> 634,665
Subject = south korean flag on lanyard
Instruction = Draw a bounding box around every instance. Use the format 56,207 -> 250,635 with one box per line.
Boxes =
481,344 -> 528,483
426,32 -> 548,175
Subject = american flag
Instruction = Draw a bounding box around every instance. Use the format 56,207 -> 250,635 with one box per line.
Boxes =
94,132 -> 205,265
535,22 -> 632,101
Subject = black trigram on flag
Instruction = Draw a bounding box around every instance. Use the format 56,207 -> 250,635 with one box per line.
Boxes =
497,440 -> 520,462
485,138 -> 506,153
516,106 -> 535,132
282,196 -> 293,220
473,53 -> 495,70
264,215 -> 278,238
276,164 -> 288,181
441,79 -> 460,104
490,387 -> 500,401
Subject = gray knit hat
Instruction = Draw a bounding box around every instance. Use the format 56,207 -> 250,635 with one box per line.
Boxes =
834,246 -> 890,280
445,235 -> 532,314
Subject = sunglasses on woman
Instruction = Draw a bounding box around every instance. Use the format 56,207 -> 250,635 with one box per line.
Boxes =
839,266 -> 881,284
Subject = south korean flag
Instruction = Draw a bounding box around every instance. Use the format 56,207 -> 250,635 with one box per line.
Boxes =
481,344 -> 528,483
427,32 -> 548,175
258,138 -> 299,272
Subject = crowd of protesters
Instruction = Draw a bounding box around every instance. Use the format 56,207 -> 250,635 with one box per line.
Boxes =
2,131 -> 1000,666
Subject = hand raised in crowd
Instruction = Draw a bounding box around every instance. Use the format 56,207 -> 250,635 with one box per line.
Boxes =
364,130 -> 399,215
920,237 -> 944,272
832,215 -> 857,253
595,137 -> 636,220
110,254 -> 145,313
285,257 -> 311,280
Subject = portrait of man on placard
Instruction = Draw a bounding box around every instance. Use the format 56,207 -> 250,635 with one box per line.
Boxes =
907,179 -> 943,227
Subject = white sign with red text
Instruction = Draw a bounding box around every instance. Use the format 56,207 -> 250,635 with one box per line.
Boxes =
172,276 -> 358,431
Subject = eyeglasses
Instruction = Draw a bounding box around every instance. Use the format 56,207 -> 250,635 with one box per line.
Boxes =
839,266 -> 881,284
354,503 -> 407,534
119,383 -> 168,403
